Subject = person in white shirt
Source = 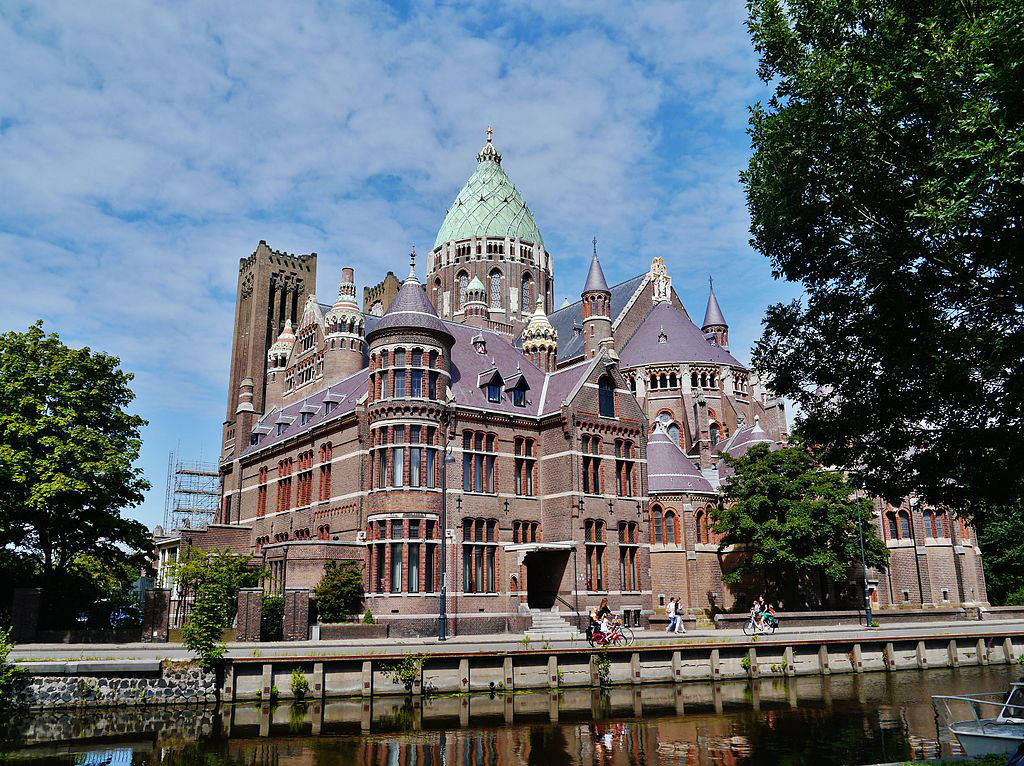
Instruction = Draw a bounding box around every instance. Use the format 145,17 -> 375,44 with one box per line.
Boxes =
675,598 -> 686,634
666,597 -> 677,632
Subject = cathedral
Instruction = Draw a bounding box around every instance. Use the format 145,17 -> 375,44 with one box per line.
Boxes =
156,131 -> 987,637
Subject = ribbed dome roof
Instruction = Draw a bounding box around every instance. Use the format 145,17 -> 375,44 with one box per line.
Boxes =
433,130 -> 544,249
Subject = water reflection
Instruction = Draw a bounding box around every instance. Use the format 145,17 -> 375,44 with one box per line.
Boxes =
3,665 -> 1019,766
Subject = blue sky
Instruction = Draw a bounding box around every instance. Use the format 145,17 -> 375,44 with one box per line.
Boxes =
0,1 -> 802,528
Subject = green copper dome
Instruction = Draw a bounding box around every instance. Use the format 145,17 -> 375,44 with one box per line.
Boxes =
433,131 -> 544,250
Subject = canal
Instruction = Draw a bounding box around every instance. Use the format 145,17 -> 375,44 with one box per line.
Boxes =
2,665 -> 1019,765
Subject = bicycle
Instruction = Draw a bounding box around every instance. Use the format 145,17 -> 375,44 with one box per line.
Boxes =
742,612 -> 779,636
588,621 -> 634,647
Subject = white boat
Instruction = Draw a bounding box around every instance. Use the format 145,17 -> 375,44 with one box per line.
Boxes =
933,681 -> 1024,758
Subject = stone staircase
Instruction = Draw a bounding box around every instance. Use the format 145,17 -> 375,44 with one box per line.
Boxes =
524,608 -> 579,640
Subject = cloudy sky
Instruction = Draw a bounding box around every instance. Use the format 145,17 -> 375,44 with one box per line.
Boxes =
1,1 -> 801,528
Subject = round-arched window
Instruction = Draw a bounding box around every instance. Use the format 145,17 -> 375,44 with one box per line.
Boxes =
598,376 -> 615,418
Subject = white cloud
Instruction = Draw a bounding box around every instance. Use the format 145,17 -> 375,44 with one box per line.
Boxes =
0,0 -> 790,525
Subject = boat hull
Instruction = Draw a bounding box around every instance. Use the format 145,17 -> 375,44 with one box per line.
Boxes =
950,721 -> 1024,758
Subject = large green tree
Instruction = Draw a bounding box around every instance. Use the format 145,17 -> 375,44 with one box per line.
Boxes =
976,502 -> 1024,606
0,322 -> 151,594
743,0 -> 1024,520
714,443 -> 889,608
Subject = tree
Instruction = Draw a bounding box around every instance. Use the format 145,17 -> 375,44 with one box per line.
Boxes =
168,548 -> 263,668
976,503 -> 1024,606
743,1 -> 1024,522
713,443 -> 889,608
0,322 -> 152,604
314,561 -> 365,622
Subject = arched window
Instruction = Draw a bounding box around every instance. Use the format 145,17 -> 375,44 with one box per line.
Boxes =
898,510 -> 911,539
521,272 -> 533,310
923,510 -> 934,537
937,511 -> 948,538
669,372 -> 677,388
709,422 -> 721,447
598,376 -> 615,418
691,372 -> 698,387
885,511 -> 898,539
489,270 -> 503,308
665,511 -> 677,545
668,423 -> 681,446
660,373 -> 667,388
701,373 -> 708,388
433,279 -> 442,311
650,374 -> 657,390
458,272 -> 469,310
652,506 -> 664,544
695,510 -> 709,544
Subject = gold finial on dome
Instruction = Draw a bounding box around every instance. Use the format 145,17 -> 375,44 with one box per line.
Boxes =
477,126 -> 501,164
485,125 -> 493,143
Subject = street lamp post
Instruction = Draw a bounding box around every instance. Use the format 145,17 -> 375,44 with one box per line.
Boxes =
858,513 -> 874,628
438,397 -> 457,641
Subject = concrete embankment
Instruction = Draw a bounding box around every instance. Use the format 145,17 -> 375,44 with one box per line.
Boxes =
10,622 -> 1023,709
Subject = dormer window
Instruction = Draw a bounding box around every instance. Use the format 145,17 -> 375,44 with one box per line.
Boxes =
487,383 -> 501,403
250,433 -> 260,446
506,373 -> 530,407
658,326 -> 668,344
472,334 -> 487,354
478,368 -> 504,404
512,387 -> 525,406
324,400 -> 335,414
276,423 -> 287,436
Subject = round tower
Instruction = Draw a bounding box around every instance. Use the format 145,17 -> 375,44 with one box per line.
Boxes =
521,294 -> 558,371
581,240 -> 612,359
324,266 -> 366,380
427,128 -> 554,334
364,253 -> 456,597
462,276 -> 488,328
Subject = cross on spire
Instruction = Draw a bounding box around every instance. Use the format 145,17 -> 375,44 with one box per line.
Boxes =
485,125 -> 493,143
407,245 -> 417,280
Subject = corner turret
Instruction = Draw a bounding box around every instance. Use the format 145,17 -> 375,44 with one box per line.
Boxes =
702,278 -> 729,351
521,294 -> 558,371
324,266 -> 366,380
581,239 -> 612,359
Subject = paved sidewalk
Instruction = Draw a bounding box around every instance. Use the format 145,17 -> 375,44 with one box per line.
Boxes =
12,618 -> 1024,662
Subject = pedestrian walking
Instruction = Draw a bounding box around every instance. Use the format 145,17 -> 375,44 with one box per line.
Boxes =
675,599 -> 686,634
666,597 -> 677,632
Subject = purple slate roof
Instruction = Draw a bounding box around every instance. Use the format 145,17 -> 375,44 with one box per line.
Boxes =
242,367 -> 369,457
715,418 -> 779,481
619,301 -> 743,368
366,275 -> 453,342
648,423 -> 715,494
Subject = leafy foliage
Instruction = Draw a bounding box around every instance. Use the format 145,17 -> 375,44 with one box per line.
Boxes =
0,322 -> 151,622
714,443 -> 889,608
314,561 -> 364,622
168,548 -> 264,668
743,1 -> 1024,521
0,626 -> 18,703
976,503 -> 1024,605
381,652 -> 426,691
290,668 -> 310,698
261,595 -> 284,641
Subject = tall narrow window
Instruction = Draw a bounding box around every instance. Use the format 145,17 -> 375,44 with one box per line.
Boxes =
408,543 -> 420,593
390,542 -> 402,593
582,435 -> 601,494
514,437 -> 536,496
458,272 -> 469,310
409,426 -> 421,488
392,426 -> 405,487
652,506 -> 664,544
665,510 -> 677,545
489,270 -> 502,308
598,376 -> 615,418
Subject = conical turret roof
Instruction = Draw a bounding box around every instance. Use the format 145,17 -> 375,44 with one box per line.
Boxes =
434,129 -> 544,249
703,280 -> 727,328
583,242 -> 609,293
367,252 -> 453,343
648,421 -> 715,494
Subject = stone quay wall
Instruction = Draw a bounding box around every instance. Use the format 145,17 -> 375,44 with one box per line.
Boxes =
11,660 -> 216,709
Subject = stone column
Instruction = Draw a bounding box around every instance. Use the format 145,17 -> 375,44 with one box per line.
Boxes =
237,588 -> 264,642
11,588 -> 41,643
284,588 -> 311,641
142,587 -> 170,643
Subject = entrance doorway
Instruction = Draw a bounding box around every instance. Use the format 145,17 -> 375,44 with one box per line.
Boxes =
524,550 -> 570,609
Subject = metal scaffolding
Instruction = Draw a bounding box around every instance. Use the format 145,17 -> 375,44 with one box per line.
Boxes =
163,451 -> 220,531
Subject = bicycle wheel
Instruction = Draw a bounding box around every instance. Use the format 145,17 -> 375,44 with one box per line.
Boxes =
769,620 -> 778,635
611,632 -> 627,647
742,623 -> 753,637
622,627 -> 636,646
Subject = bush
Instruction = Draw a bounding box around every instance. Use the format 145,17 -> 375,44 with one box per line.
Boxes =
314,561 -> 364,622
261,596 -> 283,641
291,668 -> 310,699
362,610 -> 374,624
168,548 -> 265,669
0,627 -> 18,703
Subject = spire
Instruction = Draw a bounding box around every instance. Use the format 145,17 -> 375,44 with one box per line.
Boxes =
583,238 -> 609,294
476,126 -> 502,164
702,277 -> 727,329
522,292 -> 558,371
406,246 -> 418,282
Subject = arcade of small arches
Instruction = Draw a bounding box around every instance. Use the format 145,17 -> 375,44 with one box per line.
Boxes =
649,503 -> 720,546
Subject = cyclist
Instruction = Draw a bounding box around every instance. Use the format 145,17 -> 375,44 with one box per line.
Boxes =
747,600 -> 762,633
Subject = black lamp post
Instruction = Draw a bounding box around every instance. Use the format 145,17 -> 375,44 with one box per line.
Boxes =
857,507 -> 874,628
438,397 -> 457,641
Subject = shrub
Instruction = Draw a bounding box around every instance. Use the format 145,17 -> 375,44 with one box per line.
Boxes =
314,561 -> 364,622
593,650 -> 611,686
291,668 -> 310,699
261,596 -> 284,641
740,655 -> 752,671
382,653 -> 426,692
362,610 -> 374,624
0,627 -> 18,703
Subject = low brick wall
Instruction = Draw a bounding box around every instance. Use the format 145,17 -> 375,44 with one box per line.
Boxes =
319,623 -> 389,639
714,607 -> 968,630
984,606 -> 1024,621
11,660 -> 217,709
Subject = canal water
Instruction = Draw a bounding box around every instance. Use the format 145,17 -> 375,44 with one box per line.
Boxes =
2,665 -> 1019,766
